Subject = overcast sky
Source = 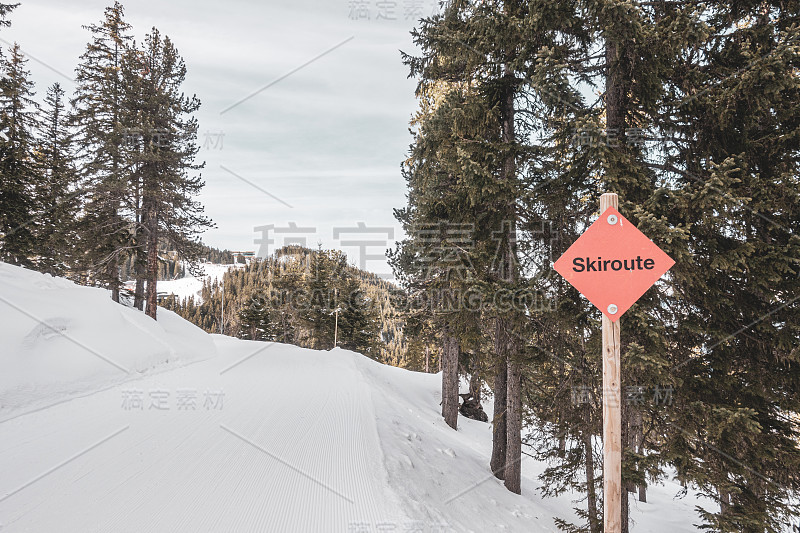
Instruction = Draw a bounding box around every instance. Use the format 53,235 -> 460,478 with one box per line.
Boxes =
2,0 -> 437,278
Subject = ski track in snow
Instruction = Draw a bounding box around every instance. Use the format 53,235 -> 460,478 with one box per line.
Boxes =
0,335 -> 718,532
0,338 -> 409,533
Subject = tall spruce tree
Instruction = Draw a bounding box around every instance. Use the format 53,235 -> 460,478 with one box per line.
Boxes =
659,3 -> 800,530
391,81 -> 492,432
336,276 -> 380,359
302,248 -> 345,349
514,0 -> 703,528
121,28 -> 211,320
522,0 -> 800,529
401,0 -> 583,492
72,2 -> 133,301
34,83 -> 79,276
238,293 -> 275,341
0,43 -> 38,267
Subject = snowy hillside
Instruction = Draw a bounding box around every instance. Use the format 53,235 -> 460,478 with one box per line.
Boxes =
155,262 -> 240,303
0,263 -> 217,418
0,264 -> 706,532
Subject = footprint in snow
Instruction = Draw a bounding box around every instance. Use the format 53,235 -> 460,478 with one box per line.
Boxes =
510,508 -> 532,519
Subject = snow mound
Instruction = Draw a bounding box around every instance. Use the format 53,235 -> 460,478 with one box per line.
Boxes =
0,262 -> 217,417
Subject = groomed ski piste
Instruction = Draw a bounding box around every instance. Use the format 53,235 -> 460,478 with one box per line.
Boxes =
1,262 -> 710,532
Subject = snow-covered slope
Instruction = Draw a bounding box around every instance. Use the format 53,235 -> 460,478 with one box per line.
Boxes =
155,262 -> 239,302
0,263 -> 706,532
0,263 -> 217,418
356,355 -> 708,533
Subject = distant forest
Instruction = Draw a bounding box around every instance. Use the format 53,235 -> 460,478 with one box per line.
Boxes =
161,246 -> 407,366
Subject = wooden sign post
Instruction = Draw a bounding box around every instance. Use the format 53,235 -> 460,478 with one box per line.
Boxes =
553,192 -> 675,533
600,192 -> 622,533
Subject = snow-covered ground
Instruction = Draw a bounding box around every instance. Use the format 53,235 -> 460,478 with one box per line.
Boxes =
0,263 -> 216,417
155,262 -> 240,302
1,263 -> 710,532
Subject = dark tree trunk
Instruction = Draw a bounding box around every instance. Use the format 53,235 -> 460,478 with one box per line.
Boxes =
605,39 -> 628,146
134,278 -> 144,310
492,67 -> 522,490
133,180 -> 145,311
134,246 -> 145,311
622,484 -> 630,533
631,409 -> 646,502
621,392 -> 630,533
109,257 -> 120,303
585,433 -> 600,532
144,203 -> 158,320
624,401 -> 635,495
441,331 -> 459,430
504,357 -> 522,494
584,403 -> 600,533
490,348 -> 508,479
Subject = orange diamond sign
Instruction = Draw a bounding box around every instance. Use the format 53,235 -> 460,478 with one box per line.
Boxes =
553,207 -> 675,322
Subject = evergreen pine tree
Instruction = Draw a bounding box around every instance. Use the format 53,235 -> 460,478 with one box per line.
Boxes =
121,28 -> 211,320
34,83 -> 80,276
337,276 -> 380,358
401,0 -> 580,490
0,43 -> 38,267
237,293 -> 274,341
71,2 -> 133,301
659,4 -> 800,530
0,3 -> 17,31
301,248 -> 340,349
